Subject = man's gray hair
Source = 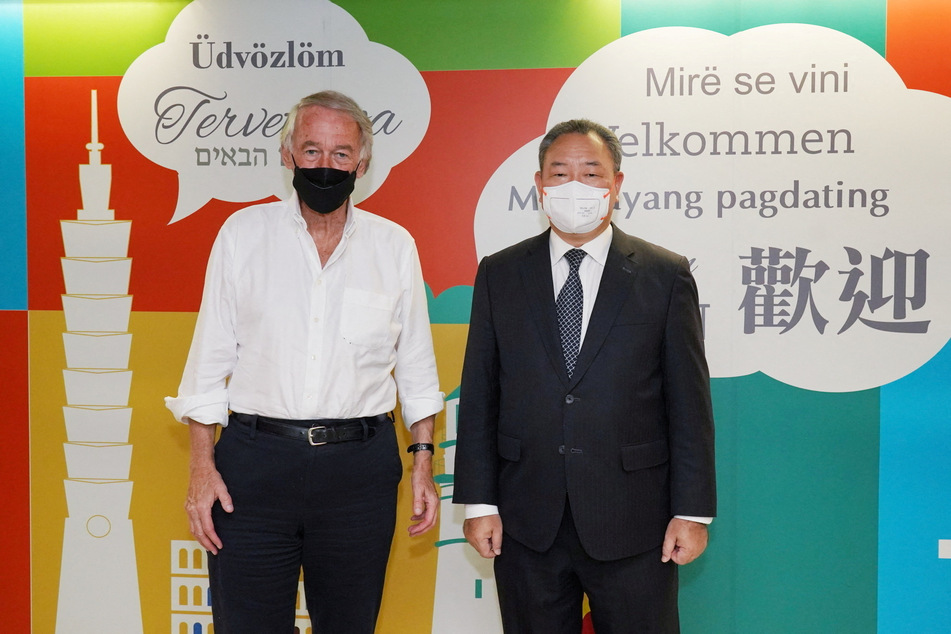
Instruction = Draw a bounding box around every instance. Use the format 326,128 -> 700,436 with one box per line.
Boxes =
538,119 -> 622,173
280,90 -> 374,166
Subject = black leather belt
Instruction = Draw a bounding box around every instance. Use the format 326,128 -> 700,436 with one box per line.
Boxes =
230,412 -> 392,446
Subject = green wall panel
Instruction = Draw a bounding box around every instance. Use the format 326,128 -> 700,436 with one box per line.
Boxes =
339,0 -> 620,70
24,1 -> 191,77
24,0 -> 622,78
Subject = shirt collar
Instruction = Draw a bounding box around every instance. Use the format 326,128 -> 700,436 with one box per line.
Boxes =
287,191 -> 358,236
549,224 -> 614,268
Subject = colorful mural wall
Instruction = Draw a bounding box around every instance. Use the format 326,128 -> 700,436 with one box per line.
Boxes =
2,1 -> 951,632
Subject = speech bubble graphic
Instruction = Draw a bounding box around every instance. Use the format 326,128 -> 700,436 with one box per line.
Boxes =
474,25 -> 951,392
117,0 -> 430,223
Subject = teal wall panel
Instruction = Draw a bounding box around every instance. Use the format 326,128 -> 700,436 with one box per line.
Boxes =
0,1 -> 25,309
621,0 -> 887,55
681,375 -> 879,632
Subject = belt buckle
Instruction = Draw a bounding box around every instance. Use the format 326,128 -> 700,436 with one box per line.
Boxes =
307,425 -> 328,446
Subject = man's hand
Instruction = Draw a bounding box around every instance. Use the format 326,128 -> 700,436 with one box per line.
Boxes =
463,514 -> 503,558
408,451 -> 439,536
185,419 -> 232,555
407,415 -> 439,537
186,463 -> 232,554
661,517 -> 708,565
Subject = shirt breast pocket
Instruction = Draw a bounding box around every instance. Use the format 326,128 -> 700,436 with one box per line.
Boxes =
340,288 -> 398,348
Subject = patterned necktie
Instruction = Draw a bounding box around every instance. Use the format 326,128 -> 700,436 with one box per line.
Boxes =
556,248 -> 586,378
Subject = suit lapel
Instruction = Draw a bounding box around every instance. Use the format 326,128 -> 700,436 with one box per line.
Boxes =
518,231 -> 570,386
569,227 -> 639,387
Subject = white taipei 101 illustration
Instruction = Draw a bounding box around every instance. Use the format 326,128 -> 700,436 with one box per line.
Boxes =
55,89 -> 143,633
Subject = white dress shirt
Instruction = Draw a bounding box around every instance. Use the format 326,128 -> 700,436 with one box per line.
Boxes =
466,226 -> 710,524
549,224 -> 614,340
165,193 -> 444,430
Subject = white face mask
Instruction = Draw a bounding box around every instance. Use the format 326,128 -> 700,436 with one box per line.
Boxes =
541,180 -> 612,234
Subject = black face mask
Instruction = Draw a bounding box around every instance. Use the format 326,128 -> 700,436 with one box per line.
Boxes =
292,157 -> 359,214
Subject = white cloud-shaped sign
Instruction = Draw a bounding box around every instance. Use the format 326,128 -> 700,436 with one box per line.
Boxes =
118,0 -> 429,223
474,25 -> 951,392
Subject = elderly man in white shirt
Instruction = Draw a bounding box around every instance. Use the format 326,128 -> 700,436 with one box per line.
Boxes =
166,90 -> 443,634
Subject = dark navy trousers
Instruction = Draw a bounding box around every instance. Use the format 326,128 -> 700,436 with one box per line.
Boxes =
493,500 -> 680,633
208,414 -> 402,634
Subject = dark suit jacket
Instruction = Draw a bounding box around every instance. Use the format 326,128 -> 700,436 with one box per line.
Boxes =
453,225 -> 716,561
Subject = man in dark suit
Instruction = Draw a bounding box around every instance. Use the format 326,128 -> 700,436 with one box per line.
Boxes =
453,119 -> 716,633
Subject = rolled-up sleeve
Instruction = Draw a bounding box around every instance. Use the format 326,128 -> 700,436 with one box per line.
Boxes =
392,240 -> 444,428
164,223 -> 238,426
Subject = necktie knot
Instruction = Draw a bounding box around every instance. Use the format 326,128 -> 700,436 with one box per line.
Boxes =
564,248 -> 586,272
